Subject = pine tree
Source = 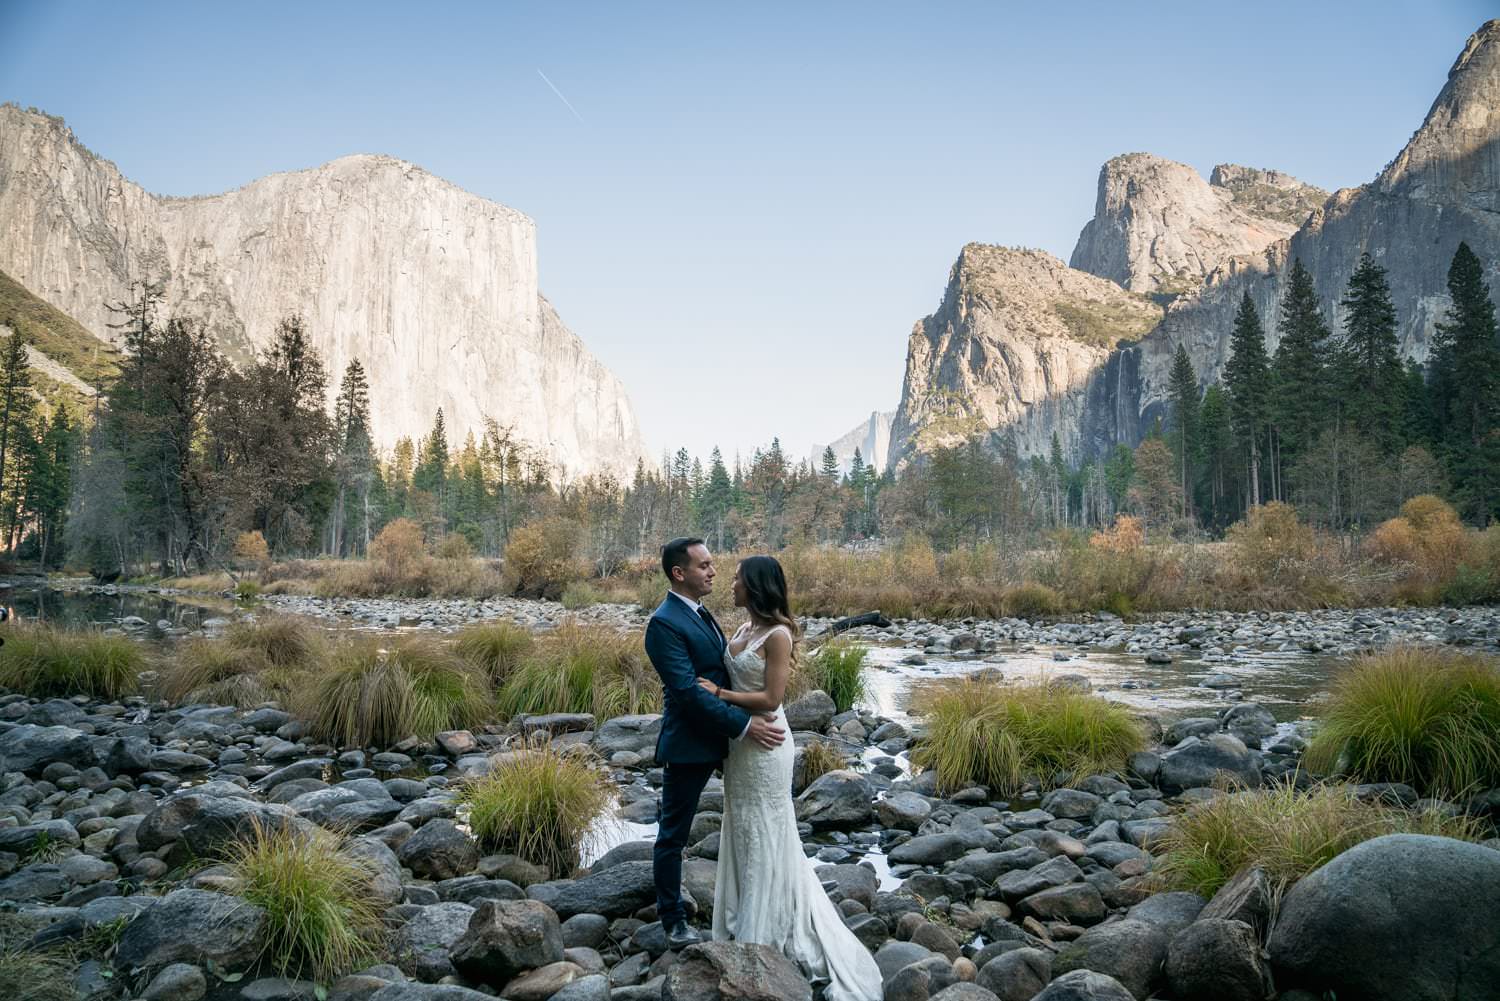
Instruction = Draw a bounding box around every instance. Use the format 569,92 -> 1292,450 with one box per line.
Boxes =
1197,384 -> 1235,528
848,447 -> 867,490
1272,258 -> 1333,484
332,359 -> 375,555
1167,343 -> 1200,519
701,447 -> 733,550
1429,242 -> 1500,522
0,330 -> 35,536
1336,253 -> 1405,450
1223,293 -> 1272,506
820,446 -> 839,480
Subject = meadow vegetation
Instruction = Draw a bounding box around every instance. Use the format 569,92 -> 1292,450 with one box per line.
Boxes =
795,640 -> 867,713
459,742 -> 613,877
1155,779 -> 1486,902
1305,647 -> 1500,796
0,623 -> 144,699
913,678 -> 1145,795
160,616 -> 325,706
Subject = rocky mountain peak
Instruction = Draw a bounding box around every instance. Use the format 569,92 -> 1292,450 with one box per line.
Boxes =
1069,153 -> 1325,297
1377,18 -> 1500,212
0,104 -> 651,479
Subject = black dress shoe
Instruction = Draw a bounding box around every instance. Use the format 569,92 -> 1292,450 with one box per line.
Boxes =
665,920 -> 703,950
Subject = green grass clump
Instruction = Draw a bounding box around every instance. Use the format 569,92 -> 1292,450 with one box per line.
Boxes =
459,743 -> 613,878
0,623 -> 144,699
1156,778 -> 1486,901
798,738 -> 847,788
455,621 -> 534,685
161,616 -> 324,706
913,679 -> 1144,796
300,638 -> 492,747
1001,582 -> 1064,619
1304,647 -> 1500,797
560,582 -> 601,610
0,913 -> 73,1001
223,820 -> 383,980
496,623 -> 660,722
799,640 -> 867,713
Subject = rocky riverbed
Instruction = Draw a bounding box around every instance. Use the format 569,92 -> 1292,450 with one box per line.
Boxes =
1,672 -> 1497,1001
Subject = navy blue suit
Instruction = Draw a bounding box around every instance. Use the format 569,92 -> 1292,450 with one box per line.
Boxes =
643,593 -> 750,925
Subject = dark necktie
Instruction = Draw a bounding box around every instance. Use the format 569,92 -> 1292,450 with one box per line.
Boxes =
698,605 -> 722,642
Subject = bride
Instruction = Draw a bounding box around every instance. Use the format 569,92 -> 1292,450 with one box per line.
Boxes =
695,555 -> 883,1001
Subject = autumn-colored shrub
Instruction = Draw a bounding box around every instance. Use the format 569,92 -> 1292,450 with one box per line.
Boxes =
233,530 -> 271,570
370,519 -> 425,574
1090,515 -> 1144,553
503,516 -> 588,600
1226,502 -> 1318,577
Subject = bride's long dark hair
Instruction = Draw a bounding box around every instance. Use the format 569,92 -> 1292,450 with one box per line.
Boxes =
738,555 -> 801,663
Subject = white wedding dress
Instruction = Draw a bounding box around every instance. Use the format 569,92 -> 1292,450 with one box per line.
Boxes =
713,624 -> 884,1001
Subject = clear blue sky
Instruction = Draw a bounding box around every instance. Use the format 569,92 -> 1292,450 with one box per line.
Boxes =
1,2 -> 1490,465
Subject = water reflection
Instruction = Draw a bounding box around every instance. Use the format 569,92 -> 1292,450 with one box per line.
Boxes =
0,581 -> 227,636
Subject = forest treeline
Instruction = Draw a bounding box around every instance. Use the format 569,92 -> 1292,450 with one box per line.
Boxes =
0,242 -> 1493,578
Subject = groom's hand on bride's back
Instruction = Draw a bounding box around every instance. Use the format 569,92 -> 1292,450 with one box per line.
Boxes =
746,714 -> 785,749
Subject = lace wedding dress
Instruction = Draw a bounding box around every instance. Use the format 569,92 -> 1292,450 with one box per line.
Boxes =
713,624 -> 884,1001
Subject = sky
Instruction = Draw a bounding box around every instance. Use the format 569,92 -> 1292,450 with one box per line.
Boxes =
0,1 -> 1491,465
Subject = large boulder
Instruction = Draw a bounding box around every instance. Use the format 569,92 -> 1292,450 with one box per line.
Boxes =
394,902 -> 475,982
876,792 -> 933,831
1156,735 -> 1260,794
977,948 -> 1052,1001
136,793 -> 310,861
1198,866 -> 1273,931
1031,970 -> 1136,1001
784,691 -> 837,733
527,860 -> 655,919
794,770 -> 874,829
397,819 -> 479,881
0,724 -> 95,774
663,942 -> 813,1001
1052,919 -> 1167,1000
1165,919 -> 1273,1001
1267,834 -> 1500,1000
592,715 -> 662,757
115,889 -> 267,971
450,899 -> 564,986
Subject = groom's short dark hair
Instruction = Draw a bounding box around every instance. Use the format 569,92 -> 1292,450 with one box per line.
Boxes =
662,537 -> 705,580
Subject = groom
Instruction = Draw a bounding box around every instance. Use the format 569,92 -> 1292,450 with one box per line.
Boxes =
644,537 -> 785,949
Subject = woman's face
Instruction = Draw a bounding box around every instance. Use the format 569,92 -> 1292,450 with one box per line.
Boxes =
732,565 -> 747,608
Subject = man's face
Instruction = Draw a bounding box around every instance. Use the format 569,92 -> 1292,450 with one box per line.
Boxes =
674,543 -> 715,599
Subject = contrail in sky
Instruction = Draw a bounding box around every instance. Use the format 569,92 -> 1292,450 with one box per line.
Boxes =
536,69 -> 586,124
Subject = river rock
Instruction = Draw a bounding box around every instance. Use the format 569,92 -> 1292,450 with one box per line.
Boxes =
1052,919 -> 1166,1000
977,948 -> 1052,1001
1165,919 -> 1272,1001
115,889 -> 267,971
527,860 -> 655,918
1156,735 -> 1260,793
1267,834 -> 1500,1000
502,961 -> 585,1001
1018,882 -> 1106,924
784,690 -> 837,733
449,898 -> 564,985
877,791 -> 932,831
663,941 -> 813,1001
887,956 -> 957,1001
142,962 -> 208,1001
794,770 -> 874,829
397,819 -> 479,881
1221,704 -> 1278,748
0,724 -> 95,773
1198,865 -> 1273,930
367,983 -> 495,1000
1032,969 -> 1137,1001
996,856 -> 1083,901
550,974 -> 611,1001
1125,893 -> 1205,937
1039,789 -> 1102,820
137,793 -> 310,860
592,715 -> 662,757
395,902 -> 475,982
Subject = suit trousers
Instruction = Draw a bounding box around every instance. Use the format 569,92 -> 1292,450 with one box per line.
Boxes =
653,760 -> 716,925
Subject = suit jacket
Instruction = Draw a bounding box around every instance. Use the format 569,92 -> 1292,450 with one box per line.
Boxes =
644,594 -> 751,764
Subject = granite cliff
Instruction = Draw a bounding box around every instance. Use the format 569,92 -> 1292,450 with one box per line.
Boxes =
1069,154 -> 1326,297
814,410 -> 893,476
0,105 -> 650,479
891,19 -> 1500,468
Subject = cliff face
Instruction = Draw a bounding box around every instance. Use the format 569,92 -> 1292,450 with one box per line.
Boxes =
0,106 -> 650,479
815,410 -> 893,476
892,20 -> 1500,468
888,245 -> 1161,467
1068,153 -> 1326,296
